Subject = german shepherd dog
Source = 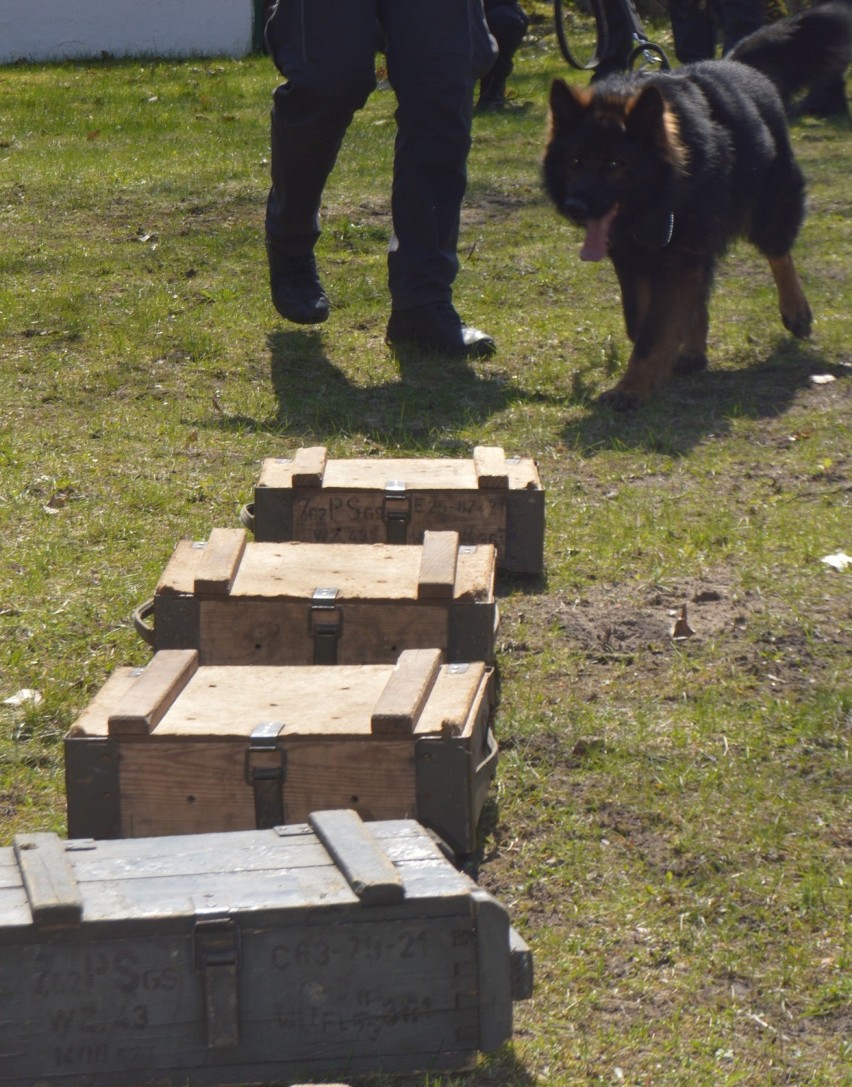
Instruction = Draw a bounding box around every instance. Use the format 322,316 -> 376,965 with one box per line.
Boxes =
543,2 -> 852,410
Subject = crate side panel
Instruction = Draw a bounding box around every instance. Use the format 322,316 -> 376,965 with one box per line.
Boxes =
116,738 -> 416,837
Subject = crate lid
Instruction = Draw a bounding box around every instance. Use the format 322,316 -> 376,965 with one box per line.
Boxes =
155,530 -> 495,603
66,649 -> 492,742
0,814 -> 474,934
256,446 -> 542,492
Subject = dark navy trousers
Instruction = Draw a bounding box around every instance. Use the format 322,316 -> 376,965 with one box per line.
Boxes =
265,0 -> 496,310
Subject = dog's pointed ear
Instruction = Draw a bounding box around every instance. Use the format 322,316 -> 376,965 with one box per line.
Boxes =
625,84 -> 666,139
549,79 -> 589,131
626,84 -> 687,170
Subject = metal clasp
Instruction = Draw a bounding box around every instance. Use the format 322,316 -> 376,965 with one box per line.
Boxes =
310,587 -> 342,664
194,916 -> 240,1049
383,480 -> 410,544
244,722 -> 286,828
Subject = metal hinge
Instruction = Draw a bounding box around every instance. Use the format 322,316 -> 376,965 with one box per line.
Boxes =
310,587 -> 342,664
194,916 -> 240,1049
383,480 -> 410,544
244,722 -> 286,828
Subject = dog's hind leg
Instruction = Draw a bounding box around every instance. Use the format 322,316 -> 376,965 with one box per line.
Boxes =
768,254 -> 812,339
747,149 -> 812,338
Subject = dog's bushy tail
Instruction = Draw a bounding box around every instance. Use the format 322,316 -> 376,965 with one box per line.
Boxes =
729,0 -> 852,112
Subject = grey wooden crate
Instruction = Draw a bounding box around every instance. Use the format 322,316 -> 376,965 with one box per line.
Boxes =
64,648 -> 498,855
133,528 -> 498,666
0,811 -> 532,1087
241,445 -> 545,575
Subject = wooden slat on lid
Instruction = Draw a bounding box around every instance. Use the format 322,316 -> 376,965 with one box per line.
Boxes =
417,531 -> 459,600
473,446 -> 509,489
309,809 -> 404,905
291,446 -> 328,487
371,648 -> 442,735
194,528 -> 247,595
14,833 -> 83,925
108,649 -> 199,736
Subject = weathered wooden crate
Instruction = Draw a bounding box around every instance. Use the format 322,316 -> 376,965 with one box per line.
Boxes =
65,648 -> 497,855
241,445 -> 545,575
133,527 -> 498,666
0,811 -> 533,1087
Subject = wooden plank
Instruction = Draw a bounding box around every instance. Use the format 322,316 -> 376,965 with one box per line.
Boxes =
291,445 -> 328,487
473,446 -> 509,490
371,649 -> 443,735
108,649 -> 199,737
145,664 -> 388,736
118,737 -> 415,837
255,456 -> 294,489
321,458 -> 478,489
14,833 -> 83,925
194,527 -> 246,595
309,809 -> 404,905
198,599 -> 450,666
506,454 -> 542,490
417,531 -> 459,600
473,888 -> 513,1052
453,543 -> 496,601
155,538 -> 204,595
414,662 -> 487,737
231,542 -> 422,600
66,667 -> 141,737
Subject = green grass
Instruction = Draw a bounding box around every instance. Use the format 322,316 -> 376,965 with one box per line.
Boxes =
1,10 -> 850,1086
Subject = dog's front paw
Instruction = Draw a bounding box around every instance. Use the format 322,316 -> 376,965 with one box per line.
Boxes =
673,352 -> 708,376
598,386 -> 641,412
782,302 -> 813,340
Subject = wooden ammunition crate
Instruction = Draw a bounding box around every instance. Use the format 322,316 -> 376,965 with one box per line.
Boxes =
65,648 -> 497,855
0,811 -> 533,1087
133,528 -> 497,666
242,445 -> 545,574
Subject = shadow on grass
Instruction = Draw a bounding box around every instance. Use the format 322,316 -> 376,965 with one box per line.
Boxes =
559,338 -> 845,456
219,328 -> 547,444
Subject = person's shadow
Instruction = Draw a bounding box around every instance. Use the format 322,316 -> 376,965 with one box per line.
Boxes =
251,327 -> 543,445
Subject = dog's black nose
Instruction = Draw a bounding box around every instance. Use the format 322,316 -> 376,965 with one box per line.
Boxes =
561,197 -> 590,222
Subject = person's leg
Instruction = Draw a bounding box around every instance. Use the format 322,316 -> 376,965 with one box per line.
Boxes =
591,0 -> 637,79
382,0 -> 497,354
478,3 -> 530,109
717,0 -> 764,54
669,0 -> 717,63
265,0 -> 378,321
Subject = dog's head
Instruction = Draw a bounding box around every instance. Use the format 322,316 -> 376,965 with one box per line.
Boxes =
543,78 -> 687,260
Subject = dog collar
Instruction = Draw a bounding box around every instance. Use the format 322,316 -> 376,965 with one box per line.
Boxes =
631,210 -> 675,251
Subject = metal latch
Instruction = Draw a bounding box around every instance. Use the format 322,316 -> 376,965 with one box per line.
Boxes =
310,587 -> 342,664
383,480 -> 410,544
244,722 -> 286,829
194,916 -> 240,1049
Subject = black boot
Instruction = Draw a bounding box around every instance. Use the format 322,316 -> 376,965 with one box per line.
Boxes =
386,301 -> 496,358
267,244 -> 330,325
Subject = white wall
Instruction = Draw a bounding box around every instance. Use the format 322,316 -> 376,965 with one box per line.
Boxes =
0,0 -> 255,64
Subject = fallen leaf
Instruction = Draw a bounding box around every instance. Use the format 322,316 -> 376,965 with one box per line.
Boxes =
821,551 -> 851,571
671,604 -> 695,640
3,689 -> 43,707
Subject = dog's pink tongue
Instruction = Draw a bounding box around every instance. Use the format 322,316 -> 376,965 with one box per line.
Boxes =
580,205 -> 619,262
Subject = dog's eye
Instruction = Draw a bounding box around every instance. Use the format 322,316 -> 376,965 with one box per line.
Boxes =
605,158 -> 626,177
568,153 -> 582,170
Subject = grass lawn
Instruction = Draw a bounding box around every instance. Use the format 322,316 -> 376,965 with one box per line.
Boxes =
0,7 -> 849,1085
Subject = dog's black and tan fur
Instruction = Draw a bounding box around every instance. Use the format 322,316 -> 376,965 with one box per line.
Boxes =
543,2 -> 852,409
